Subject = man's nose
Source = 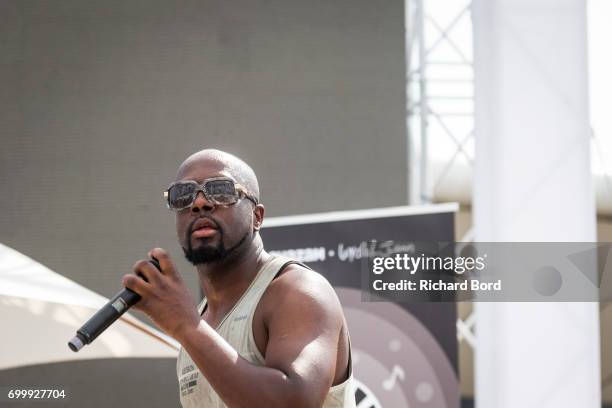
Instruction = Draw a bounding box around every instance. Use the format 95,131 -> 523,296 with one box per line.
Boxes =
191,191 -> 215,213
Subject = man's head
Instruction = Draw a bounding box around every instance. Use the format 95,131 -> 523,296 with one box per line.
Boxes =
169,149 -> 264,266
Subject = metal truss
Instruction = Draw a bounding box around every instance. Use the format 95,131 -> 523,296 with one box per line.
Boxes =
405,0 -> 475,206
405,0 -> 476,358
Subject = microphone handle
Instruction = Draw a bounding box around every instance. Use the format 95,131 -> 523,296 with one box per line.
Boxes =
68,258 -> 161,352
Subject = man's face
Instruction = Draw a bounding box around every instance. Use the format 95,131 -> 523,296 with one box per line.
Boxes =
174,160 -> 256,265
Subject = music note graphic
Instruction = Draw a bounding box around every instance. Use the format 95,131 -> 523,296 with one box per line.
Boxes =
382,365 -> 405,391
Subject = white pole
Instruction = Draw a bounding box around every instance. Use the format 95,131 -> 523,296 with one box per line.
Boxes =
472,0 -> 601,407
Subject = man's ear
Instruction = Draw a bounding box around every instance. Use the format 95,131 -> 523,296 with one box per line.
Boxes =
253,204 -> 265,231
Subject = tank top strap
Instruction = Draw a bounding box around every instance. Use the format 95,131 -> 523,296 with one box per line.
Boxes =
240,254 -> 309,310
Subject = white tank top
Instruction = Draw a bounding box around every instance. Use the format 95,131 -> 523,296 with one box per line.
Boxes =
176,255 -> 356,408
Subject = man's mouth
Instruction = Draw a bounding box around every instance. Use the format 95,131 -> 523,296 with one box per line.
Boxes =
190,218 -> 220,239
192,226 -> 218,238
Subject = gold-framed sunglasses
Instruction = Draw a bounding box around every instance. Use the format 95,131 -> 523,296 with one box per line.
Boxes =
164,177 -> 258,211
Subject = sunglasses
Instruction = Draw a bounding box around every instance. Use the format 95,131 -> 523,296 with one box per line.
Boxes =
164,177 -> 258,211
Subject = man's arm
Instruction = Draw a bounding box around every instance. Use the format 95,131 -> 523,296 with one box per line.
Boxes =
124,249 -> 344,408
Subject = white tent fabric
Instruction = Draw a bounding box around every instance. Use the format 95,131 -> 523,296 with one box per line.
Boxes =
0,243 -> 179,370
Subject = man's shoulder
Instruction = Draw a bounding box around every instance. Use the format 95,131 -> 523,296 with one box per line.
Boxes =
270,261 -> 334,295
259,261 -> 343,319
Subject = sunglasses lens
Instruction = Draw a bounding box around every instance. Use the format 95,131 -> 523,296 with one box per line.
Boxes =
205,180 -> 238,205
168,183 -> 197,209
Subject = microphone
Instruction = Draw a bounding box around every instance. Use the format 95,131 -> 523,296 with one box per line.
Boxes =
67,258 -> 161,352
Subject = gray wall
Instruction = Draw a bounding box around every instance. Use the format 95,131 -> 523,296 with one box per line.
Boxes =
0,1 -> 406,406
0,0 -> 406,319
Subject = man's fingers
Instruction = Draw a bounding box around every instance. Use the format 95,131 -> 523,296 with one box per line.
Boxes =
133,259 -> 162,285
130,300 -> 144,312
148,248 -> 180,280
122,273 -> 150,296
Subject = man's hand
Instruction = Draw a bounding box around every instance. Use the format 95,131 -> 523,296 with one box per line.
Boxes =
122,247 -> 201,340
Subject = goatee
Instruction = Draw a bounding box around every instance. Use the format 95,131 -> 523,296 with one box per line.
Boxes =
183,230 -> 249,265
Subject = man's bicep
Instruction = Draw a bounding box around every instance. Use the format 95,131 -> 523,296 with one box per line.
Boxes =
262,273 -> 343,401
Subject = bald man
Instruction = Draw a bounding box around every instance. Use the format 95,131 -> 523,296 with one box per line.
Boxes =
123,149 -> 356,408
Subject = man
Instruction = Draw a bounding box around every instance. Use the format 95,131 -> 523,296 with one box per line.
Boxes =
123,149 -> 355,408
